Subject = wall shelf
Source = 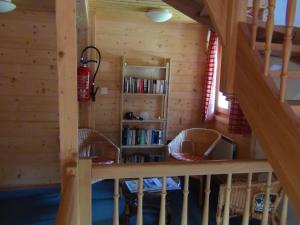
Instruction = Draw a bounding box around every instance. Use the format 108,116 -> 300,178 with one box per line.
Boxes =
122,119 -> 167,123
121,144 -> 166,149
120,56 -> 171,162
123,93 -> 166,97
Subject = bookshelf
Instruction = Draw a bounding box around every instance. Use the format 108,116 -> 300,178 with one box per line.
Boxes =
120,56 -> 171,162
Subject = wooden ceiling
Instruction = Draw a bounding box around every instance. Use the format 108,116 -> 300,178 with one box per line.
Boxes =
89,0 -> 199,23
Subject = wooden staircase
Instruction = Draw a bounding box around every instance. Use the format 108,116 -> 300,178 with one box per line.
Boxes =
163,0 -> 300,215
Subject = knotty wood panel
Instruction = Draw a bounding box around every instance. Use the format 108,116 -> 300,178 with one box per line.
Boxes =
0,0 -> 59,187
92,5 -> 208,144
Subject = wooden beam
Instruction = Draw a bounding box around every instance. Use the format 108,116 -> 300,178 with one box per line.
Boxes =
235,23 -> 300,214
201,0 -> 227,46
220,0 -> 248,96
162,0 -> 211,26
56,0 -> 79,184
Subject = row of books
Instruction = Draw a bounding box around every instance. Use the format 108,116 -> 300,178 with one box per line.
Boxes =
123,154 -> 164,163
123,77 -> 167,94
122,127 -> 164,146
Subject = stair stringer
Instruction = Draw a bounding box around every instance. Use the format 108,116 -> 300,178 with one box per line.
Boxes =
235,23 -> 300,214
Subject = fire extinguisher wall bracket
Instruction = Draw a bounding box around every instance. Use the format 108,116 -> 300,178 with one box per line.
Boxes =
79,46 -> 101,102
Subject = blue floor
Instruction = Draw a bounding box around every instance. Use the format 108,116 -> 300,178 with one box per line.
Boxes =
0,178 -> 251,225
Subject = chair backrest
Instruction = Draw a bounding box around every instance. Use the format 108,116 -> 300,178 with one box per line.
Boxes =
211,135 -> 237,160
217,180 -> 282,224
78,128 -> 120,162
168,128 -> 222,157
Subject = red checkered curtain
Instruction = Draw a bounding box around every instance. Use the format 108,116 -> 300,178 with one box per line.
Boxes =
201,31 -> 218,121
228,97 -> 251,134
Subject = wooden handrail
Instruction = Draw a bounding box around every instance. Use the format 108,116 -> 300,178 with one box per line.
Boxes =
55,173 -> 76,225
92,160 -> 272,179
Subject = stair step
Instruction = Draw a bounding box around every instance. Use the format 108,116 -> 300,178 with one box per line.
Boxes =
288,101 -> 300,117
256,42 -> 300,53
287,100 -> 300,106
270,71 -> 300,77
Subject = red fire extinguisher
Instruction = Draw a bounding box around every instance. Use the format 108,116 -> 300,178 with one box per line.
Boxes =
77,46 -> 101,102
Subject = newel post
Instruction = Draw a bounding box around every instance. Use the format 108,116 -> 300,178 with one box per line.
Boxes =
55,0 -> 79,185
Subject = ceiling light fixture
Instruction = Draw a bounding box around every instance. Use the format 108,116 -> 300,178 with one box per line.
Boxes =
0,0 -> 16,13
146,9 -> 172,23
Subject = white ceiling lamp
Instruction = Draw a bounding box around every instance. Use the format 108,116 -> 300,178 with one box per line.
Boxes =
0,0 -> 16,13
146,9 -> 172,23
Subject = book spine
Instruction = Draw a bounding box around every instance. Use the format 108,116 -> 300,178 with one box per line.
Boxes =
143,79 -> 147,93
153,80 -> 156,94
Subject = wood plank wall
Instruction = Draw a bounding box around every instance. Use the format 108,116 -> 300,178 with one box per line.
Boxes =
0,0 -> 59,187
91,6 -> 208,144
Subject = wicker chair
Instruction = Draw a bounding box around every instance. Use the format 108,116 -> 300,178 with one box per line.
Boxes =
168,128 -> 222,161
78,128 -> 120,164
216,180 -> 283,225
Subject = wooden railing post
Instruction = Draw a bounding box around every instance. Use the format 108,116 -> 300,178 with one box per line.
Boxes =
181,175 -> 189,225
261,172 -> 272,225
280,0 -> 297,102
264,0 -> 275,76
242,173 -> 253,225
280,194 -> 288,225
137,177 -> 144,225
202,175 -> 211,225
223,173 -> 232,225
78,159 -> 92,225
113,179 -> 120,225
159,176 -> 167,225
251,0 -> 260,49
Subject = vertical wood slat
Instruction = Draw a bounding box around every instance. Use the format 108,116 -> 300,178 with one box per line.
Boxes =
159,176 -> 167,225
280,194 -> 288,225
251,0 -> 260,49
202,175 -> 211,225
181,175 -> 189,225
223,173 -> 232,225
137,177 -> 144,225
261,172 -> 272,225
263,0 -> 276,76
242,173 -> 253,225
280,0 -> 297,102
113,178 -> 120,225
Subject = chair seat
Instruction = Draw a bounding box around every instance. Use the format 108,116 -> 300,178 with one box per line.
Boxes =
170,152 -> 203,162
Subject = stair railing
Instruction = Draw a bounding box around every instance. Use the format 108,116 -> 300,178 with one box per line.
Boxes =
250,0 -> 297,102
72,159 -> 297,225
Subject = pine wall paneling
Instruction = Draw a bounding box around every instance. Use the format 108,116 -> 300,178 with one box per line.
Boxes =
92,6 -> 208,144
0,0 -> 59,187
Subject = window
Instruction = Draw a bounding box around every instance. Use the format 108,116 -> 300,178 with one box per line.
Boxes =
218,92 -> 229,110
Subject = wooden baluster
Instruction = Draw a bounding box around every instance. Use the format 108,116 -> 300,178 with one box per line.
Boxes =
202,175 -> 211,225
216,187 -> 225,225
262,172 -> 272,225
181,175 -> 189,225
113,178 -> 119,225
242,173 -> 253,225
223,173 -> 232,225
280,0 -> 297,102
280,194 -> 288,225
159,176 -> 167,225
264,0 -> 275,76
137,177 -> 144,225
252,0 -> 260,49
